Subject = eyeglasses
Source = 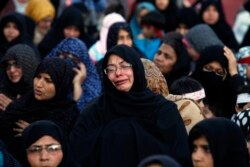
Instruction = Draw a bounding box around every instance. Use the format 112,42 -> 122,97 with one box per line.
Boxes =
26,144 -> 62,154
6,61 -> 20,70
202,66 -> 227,77
104,62 -> 132,75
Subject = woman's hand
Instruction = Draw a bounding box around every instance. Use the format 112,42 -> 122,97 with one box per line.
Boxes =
73,63 -> 87,102
0,93 -> 12,111
13,120 -> 30,137
223,46 -> 238,76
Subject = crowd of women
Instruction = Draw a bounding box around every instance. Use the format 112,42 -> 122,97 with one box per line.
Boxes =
0,0 -> 250,167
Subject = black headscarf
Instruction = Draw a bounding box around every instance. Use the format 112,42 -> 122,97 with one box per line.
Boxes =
0,44 -> 39,100
152,0 -> 178,33
38,6 -> 93,58
70,45 -> 192,167
200,0 -> 239,51
192,45 -> 244,117
107,22 -> 133,51
0,12 -> 37,58
162,32 -> 191,87
189,117 -> 249,167
0,58 -> 78,165
22,120 -> 79,167
138,155 -> 182,167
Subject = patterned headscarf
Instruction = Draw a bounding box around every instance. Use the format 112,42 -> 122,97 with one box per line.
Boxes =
232,108 -> 250,141
141,58 -> 169,97
46,38 -> 102,110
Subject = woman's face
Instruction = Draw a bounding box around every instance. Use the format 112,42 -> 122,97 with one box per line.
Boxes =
37,16 -> 53,34
63,26 -> 80,38
3,22 -> 20,42
27,135 -> 63,167
153,43 -> 177,75
117,29 -> 133,47
33,73 -> 56,100
105,54 -> 134,92
202,61 -> 226,79
202,5 -> 219,25
155,0 -> 170,10
6,60 -> 23,83
192,135 -> 214,167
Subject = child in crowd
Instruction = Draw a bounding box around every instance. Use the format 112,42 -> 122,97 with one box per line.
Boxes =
134,10 -> 165,60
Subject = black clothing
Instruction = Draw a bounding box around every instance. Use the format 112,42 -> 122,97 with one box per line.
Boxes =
70,45 -> 192,167
0,58 -> 78,165
189,117 -> 250,167
38,6 -> 93,58
0,12 -> 38,60
200,0 -> 239,51
191,45 -> 244,118
22,120 -> 79,167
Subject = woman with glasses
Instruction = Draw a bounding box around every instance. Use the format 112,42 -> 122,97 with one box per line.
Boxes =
0,44 -> 39,111
0,58 -> 78,165
191,45 -> 244,118
23,120 -> 79,167
70,44 -> 192,167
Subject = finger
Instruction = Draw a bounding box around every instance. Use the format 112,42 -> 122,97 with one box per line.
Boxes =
13,128 -> 23,133
14,133 -> 22,137
18,120 -> 30,126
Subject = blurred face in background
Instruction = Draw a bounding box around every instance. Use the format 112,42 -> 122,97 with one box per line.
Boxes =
3,22 -> 20,42
202,5 -> 219,25
155,0 -> 170,10
63,26 -> 80,38
153,43 -> 177,75
6,60 -> 23,83
37,16 -> 53,34
117,29 -> 133,47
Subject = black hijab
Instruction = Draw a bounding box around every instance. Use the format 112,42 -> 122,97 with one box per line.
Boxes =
162,32 -> 191,87
192,45 -> 244,117
38,6 -> 93,58
0,12 -> 37,58
0,58 -> 78,165
22,120 -> 79,167
200,0 -> 239,51
189,117 -> 249,167
70,45 -> 192,167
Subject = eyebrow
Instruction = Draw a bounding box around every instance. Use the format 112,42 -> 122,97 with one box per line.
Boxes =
107,60 -> 126,66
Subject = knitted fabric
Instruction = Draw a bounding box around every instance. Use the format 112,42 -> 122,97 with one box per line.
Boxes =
47,38 -> 102,110
1,44 -> 39,83
185,24 -> 224,53
25,0 -> 55,23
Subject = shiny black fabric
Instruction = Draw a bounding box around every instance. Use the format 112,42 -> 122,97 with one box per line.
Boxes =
189,117 -> 250,167
70,45 -> 192,167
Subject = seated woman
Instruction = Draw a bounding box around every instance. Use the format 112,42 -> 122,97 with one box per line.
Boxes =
0,57 -> 78,164
70,45 -> 192,167
22,120 -> 79,167
191,45 -> 244,118
46,37 -> 102,111
0,44 -> 39,111
189,117 -> 249,167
